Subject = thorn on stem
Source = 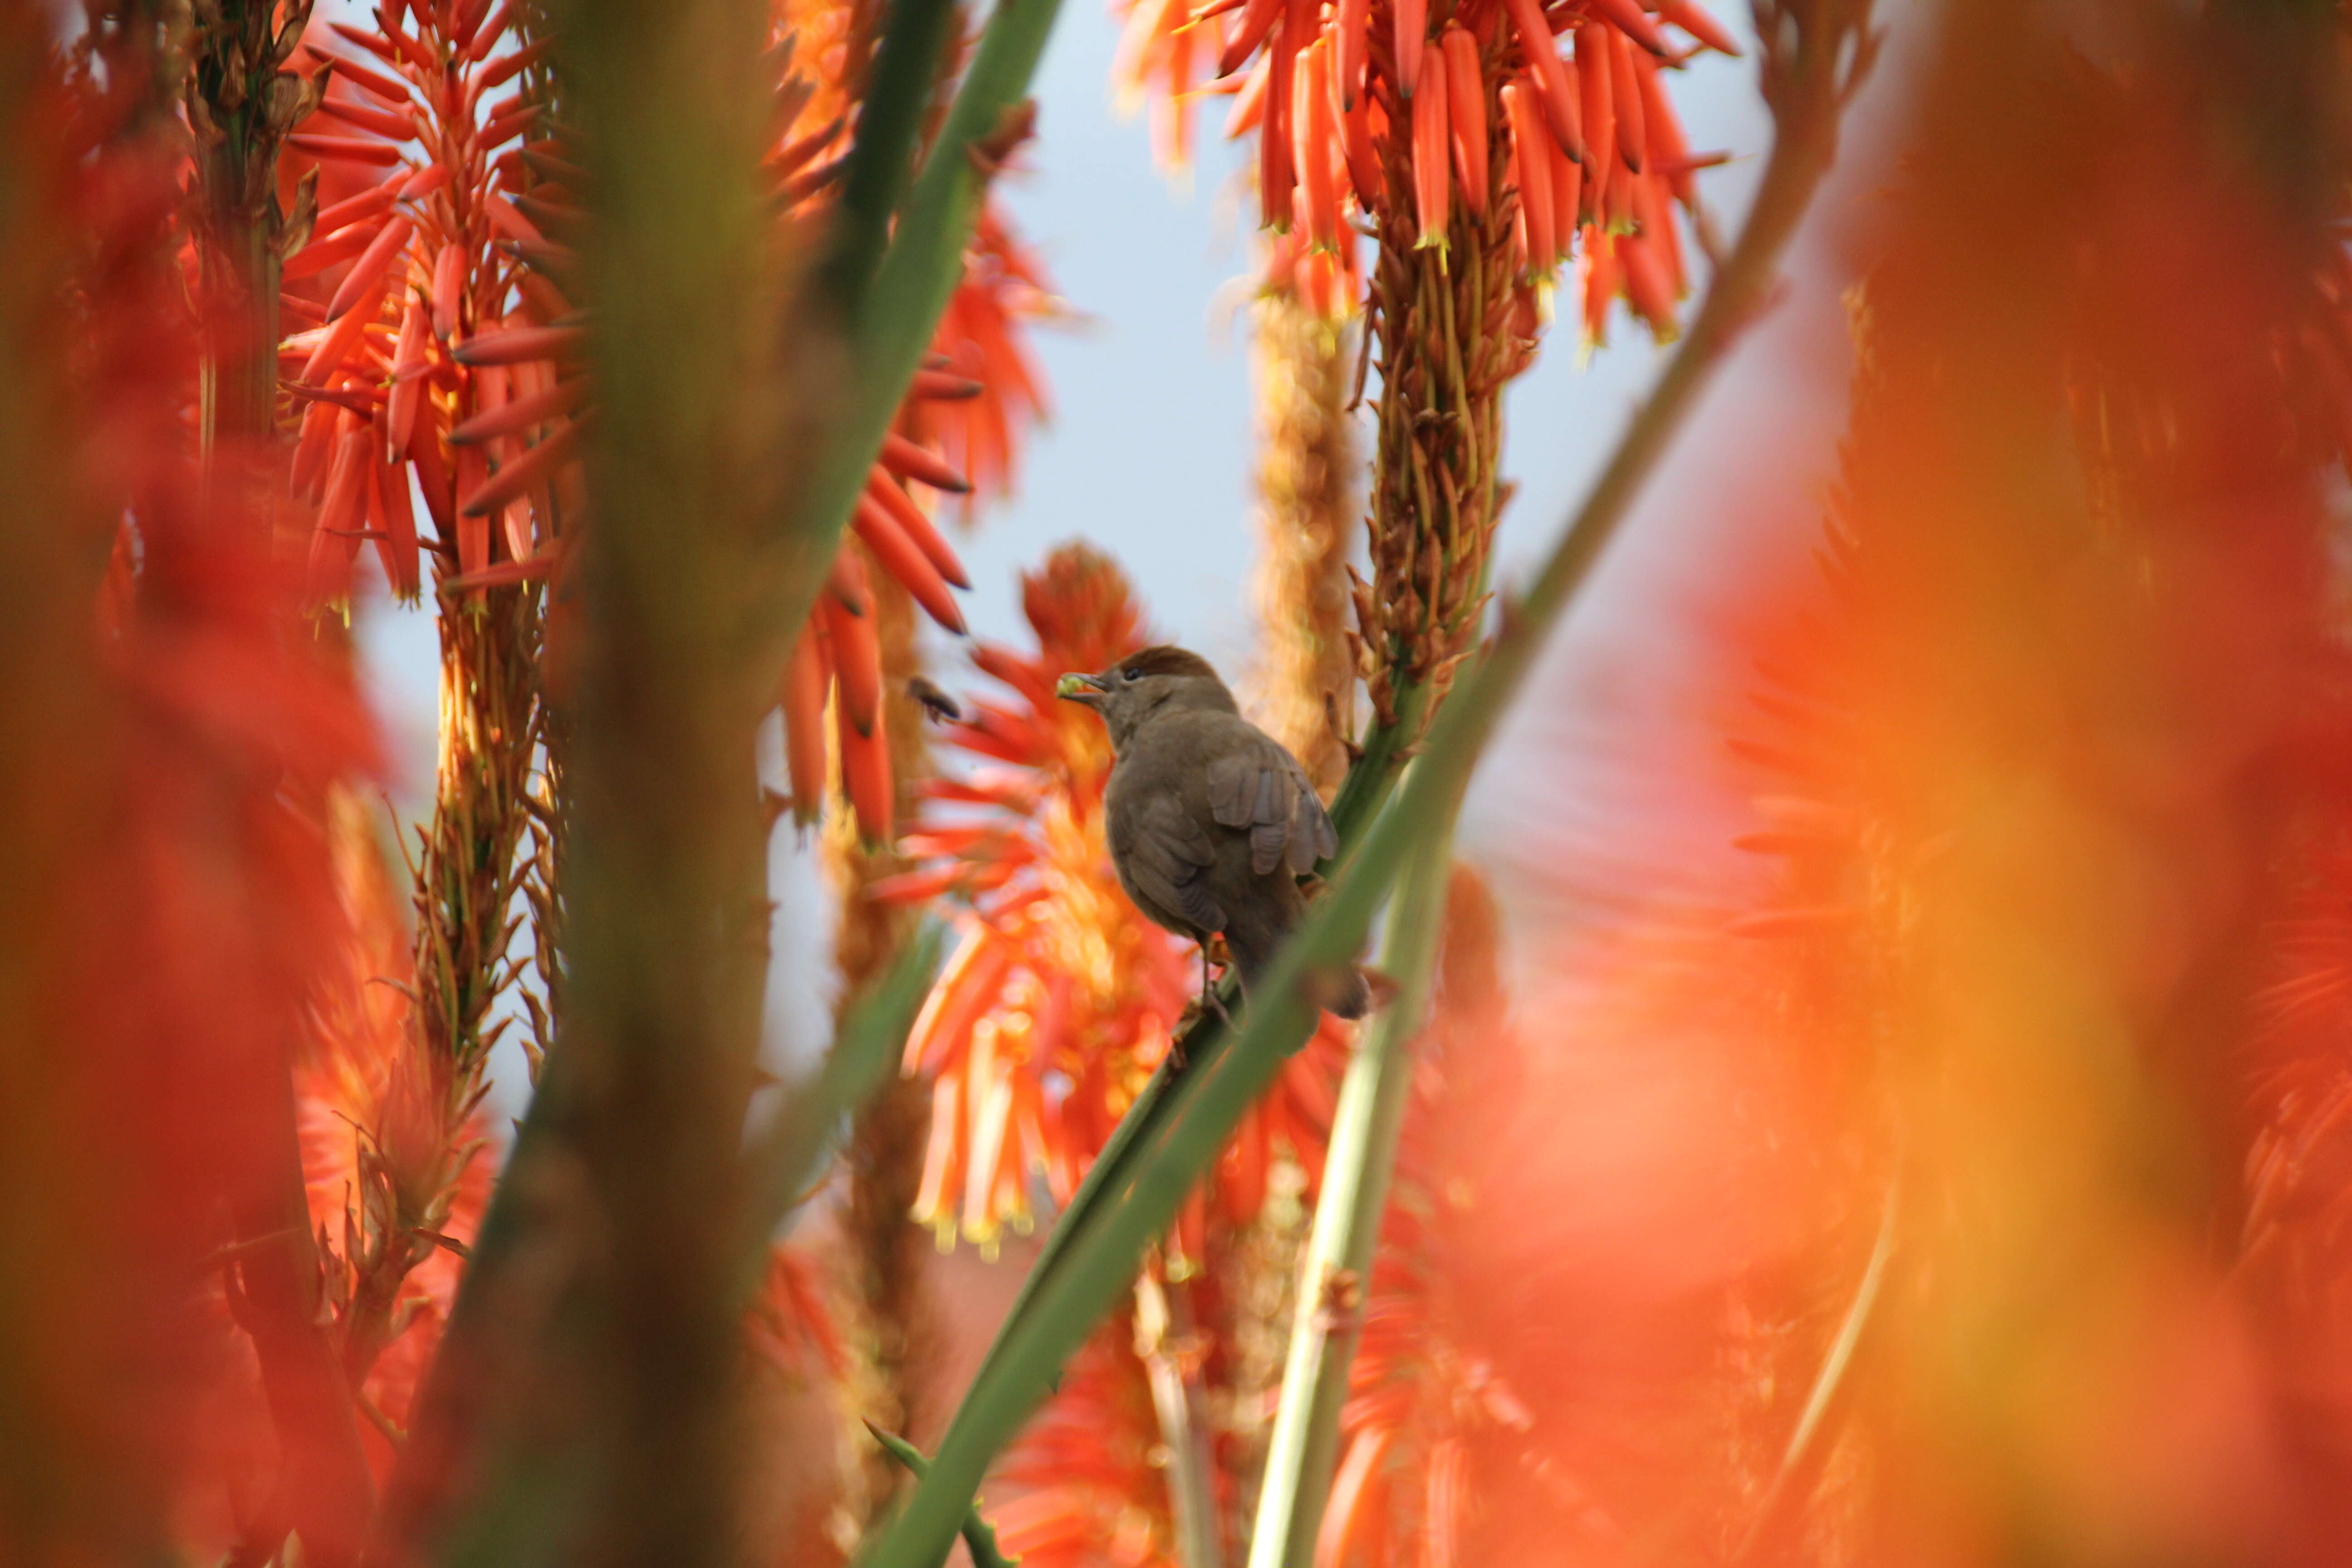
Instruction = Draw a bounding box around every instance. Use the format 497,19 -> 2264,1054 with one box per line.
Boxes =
966,98 -> 1038,181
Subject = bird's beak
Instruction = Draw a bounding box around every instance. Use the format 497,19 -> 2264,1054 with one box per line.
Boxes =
1055,671 -> 1108,707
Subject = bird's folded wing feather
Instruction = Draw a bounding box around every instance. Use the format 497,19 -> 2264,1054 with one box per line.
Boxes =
1207,728 -> 1340,877
1129,793 -> 1225,934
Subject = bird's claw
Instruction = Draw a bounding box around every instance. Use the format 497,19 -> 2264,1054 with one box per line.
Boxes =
1191,941 -> 1233,1032
1176,984 -> 1232,1037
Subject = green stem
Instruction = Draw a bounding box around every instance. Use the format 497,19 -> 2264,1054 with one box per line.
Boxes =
790,0 -> 1067,588
816,0 -> 962,313
199,151 -> 281,450
1137,1276 -> 1225,1568
1245,816 -> 1453,1568
848,8 -> 1869,1565
1323,686 -> 1421,846
736,923 -> 945,1282
862,936 -> 1348,1568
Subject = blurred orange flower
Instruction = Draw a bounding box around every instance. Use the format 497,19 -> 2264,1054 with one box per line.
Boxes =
988,1327 -> 1184,1568
1400,9 -> 2352,1563
8,21 -> 387,1559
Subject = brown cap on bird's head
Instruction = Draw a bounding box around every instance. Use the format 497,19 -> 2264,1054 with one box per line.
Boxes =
1054,644 -> 1225,705
1116,646 -> 1221,681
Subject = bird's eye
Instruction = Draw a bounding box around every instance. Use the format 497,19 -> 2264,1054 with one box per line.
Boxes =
1120,666 -> 1141,682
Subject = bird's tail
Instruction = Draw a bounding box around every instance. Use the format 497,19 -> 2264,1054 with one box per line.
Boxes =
1228,924 -> 1371,1021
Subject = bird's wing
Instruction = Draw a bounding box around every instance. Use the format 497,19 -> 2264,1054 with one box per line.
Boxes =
1206,727 -> 1339,877
1127,791 -> 1226,936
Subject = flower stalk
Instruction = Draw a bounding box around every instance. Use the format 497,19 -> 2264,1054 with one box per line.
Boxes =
182,7 -> 379,1560
189,0 -> 313,450
1244,813 -> 1453,1568
266,0 -> 566,1457
1135,1273 -> 1225,1568
1246,291 -> 1358,788
1355,61 -> 1519,730
829,568 -> 941,1529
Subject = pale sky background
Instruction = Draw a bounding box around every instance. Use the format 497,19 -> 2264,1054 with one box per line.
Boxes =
355,0 -> 1880,1089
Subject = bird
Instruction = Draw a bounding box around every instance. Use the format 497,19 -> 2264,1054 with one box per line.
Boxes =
1056,645 -> 1372,1030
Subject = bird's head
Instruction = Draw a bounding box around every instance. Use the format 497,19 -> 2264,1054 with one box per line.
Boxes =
1056,645 -> 1236,749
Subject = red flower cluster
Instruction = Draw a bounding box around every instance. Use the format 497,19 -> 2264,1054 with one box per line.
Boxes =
1113,0 -> 1731,334
986,1329 -> 1186,1568
9,19 -> 390,1558
274,0 -> 1052,845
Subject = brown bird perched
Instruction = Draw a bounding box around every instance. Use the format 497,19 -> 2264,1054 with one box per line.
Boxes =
1057,646 -> 1371,1026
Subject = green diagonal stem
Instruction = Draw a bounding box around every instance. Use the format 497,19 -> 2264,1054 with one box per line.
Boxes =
815,0 -> 961,314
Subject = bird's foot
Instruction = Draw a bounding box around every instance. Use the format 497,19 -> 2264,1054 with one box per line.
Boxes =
1187,938 -> 1235,1034
1175,985 -> 1232,1037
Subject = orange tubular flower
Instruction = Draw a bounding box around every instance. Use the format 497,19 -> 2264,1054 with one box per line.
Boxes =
879,544 -> 1349,1251
748,1245 -> 851,1383
1112,0 -> 1729,335
1440,25 -> 1487,212
1499,80 -> 1552,272
1409,54 -> 1450,250
920,208 -> 1060,514
1295,37 -> 1343,252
